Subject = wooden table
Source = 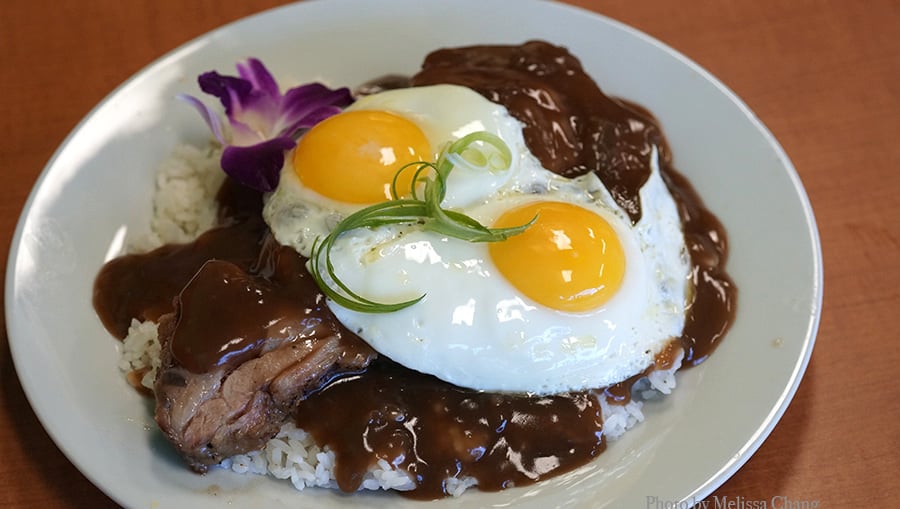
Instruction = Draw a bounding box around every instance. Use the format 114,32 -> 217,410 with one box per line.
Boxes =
1,1 -> 897,507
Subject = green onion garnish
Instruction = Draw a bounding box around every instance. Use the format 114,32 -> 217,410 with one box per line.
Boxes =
308,131 -> 535,313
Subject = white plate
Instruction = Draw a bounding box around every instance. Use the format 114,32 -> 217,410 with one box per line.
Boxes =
5,0 -> 822,507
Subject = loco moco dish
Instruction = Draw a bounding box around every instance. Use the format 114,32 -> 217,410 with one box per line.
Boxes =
93,41 -> 735,499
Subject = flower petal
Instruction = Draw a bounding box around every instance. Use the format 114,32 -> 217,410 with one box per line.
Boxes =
288,104 -> 345,131
200,71 -> 281,136
176,94 -> 227,144
227,119 -> 264,147
220,137 -> 297,192
276,83 -> 354,135
185,58 -> 354,192
197,71 -> 252,116
236,58 -> 281,101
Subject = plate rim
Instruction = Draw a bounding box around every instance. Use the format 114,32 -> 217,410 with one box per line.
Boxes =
5,0 -> 823,507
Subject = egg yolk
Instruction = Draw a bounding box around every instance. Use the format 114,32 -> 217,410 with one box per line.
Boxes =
489,201 -> 626,312
293,110 -> 430,204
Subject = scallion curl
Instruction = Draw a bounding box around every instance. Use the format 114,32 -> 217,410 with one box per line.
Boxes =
309,131 -> 535,313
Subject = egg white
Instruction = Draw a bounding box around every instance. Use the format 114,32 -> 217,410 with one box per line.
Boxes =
325,147 -> 691,393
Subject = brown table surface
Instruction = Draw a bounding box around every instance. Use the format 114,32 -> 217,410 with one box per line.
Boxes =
1,0 -> 898,507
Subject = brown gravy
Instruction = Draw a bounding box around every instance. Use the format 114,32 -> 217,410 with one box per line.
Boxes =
412,41 -> 662,224
92,182 -> 266,339
92,41 -> 736,499
296,358 -> 605,498
410,41 -> 736,369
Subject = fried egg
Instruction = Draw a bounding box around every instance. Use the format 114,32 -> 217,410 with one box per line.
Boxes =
263,84 -> 690,394
324,148 -> 690,393
263,85 -> 528,257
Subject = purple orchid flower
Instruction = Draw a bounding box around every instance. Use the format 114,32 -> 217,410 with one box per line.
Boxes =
180,58 -> 353,192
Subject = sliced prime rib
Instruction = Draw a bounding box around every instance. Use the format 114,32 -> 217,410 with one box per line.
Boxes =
153,241 -> 376,472
92,179 -> 376,472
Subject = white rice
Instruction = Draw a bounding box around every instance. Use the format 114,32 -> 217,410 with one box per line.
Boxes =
219,424 -> 417,493
117,143 -> 684,496
126,143 -> 225,253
